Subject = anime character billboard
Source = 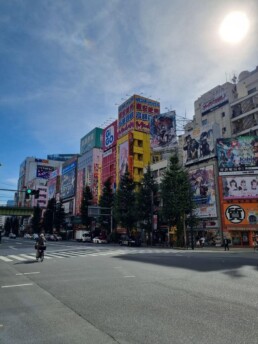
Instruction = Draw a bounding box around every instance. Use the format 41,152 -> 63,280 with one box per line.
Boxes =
150,111 -> 177,151
217,136 -> 258,173
61,162 -> 76,199
189,165 -> 217,218
222,176 -> 258,199
119,141 -> 129,179
183,123 -> 219,165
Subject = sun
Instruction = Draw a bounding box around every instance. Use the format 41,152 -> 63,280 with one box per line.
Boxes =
219,11 -> 250,44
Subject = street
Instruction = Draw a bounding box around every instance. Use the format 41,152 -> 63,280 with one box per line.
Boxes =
1,238 -> 258,344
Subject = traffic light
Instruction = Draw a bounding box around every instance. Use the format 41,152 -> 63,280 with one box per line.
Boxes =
25,188 -> 32,199
25,189 -> 40,199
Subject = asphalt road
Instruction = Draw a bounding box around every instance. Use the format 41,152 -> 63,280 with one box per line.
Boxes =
1,238 -> 258,344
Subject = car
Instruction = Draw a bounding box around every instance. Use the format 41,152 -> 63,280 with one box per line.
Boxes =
24,233 -> 32,239
45,233 -> 51,241
49,234 -> 58,241
119,235 -> 141,247
92,237 -> 107,244
9,233 -> 16,239
32,233 -> 39,240
55,234 -> 62,241
82,233 -> 92,242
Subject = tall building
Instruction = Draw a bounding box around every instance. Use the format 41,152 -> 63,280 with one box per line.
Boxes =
17,157 -> 63,208
231,67 -> 258,137
117,95 -> 160,185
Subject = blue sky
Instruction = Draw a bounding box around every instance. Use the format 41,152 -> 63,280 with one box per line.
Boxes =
0,0 -> 258,204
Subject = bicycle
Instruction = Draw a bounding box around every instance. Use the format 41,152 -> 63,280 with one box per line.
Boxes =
35,244 -> 46,262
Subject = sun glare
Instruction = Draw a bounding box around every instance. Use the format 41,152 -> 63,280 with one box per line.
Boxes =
219,11 -> 250,44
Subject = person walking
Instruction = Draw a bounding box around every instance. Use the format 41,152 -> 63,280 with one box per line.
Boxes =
223,237 -> 229,251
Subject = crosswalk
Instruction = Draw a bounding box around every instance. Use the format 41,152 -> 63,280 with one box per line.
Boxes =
0,248 -> 177,263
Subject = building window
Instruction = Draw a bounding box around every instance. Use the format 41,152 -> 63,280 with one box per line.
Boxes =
138,154 -> 143,161
222,127 -> 226,134
221,112 -> 225,117
202,119 -> 207,126
138,140 -> 143,147
248,87 -> 256,95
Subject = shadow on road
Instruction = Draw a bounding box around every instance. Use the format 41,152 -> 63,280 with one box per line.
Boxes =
113,251 -> 258,278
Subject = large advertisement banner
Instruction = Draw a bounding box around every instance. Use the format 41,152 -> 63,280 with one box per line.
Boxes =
75,169 -> 84,215
37,165 -> 55,179
222,176 -> 258,199
103,120 -> 117,151
119,141 -> 129,179
61,162 -> 76,199
48,177 -> 57,200
135,96 -> 160,134
150,111 -> 177,151
223,203 -> 258,226
189,165 -> 217,218
183,123 -> 219,165
217,136 -> 258,173
118,97 -> 135,138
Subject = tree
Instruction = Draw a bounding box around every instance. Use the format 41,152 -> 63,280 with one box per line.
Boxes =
31,205 -> 42,234
43,198 -> 56,233
54,200 -> 65,232
160,155 -> 196,246
136,165 -> 159,244
80,185 -> 93,228
98,177 -> 114,234
113,169 -> 137,235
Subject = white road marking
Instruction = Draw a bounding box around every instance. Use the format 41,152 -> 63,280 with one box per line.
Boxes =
1,283 -> 33,288
19,254 -> 36,260
16,272 -> 40,275
8,255 -> 26,261
0,256 -> 12,262
124,276 -> 135,278
8,246 -> 18,250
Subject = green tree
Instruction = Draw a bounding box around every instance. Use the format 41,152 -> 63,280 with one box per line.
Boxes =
136,165 -> 159,244
80,185 -> 93,228
160,155 -> 196,246
31,205 -> 42,234
43,198 -> 56,233
98,177 -> 114,234
54,200 -> 65,232
113,169 -> 137,235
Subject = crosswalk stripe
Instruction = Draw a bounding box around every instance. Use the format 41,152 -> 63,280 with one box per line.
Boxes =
8,255 -> 26,261
44,253 -> 65,258
0,256 -> 13,262
19,254 -> 37,260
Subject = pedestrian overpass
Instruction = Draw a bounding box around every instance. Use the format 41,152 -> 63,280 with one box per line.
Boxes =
0,206 -> 34,216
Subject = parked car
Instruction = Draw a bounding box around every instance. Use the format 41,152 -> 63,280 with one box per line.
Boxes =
32,233 -> 39,240
82,233 -> 92,242
92,237 -> 107,244
9,233 -> 16,239
119,235 -> 141,247
45,233 -> 51,241
24,233 -> 32,239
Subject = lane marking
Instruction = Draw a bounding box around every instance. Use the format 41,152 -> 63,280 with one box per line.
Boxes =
19,254 -> 37,260
16,272 -> 40,276
9,246 -> 18,250
0,256 -> 12,262
8,255 -> 26,261
1,283 -> 33,288
124,275 -> 136,278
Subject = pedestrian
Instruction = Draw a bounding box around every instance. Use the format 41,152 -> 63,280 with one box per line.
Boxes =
223,237 -> 229,251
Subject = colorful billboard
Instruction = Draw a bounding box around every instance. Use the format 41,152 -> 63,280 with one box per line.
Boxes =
189,165 -> 217,218
61,161 -> 76,199
223,203 -> 258,226
222,176 -> 258,199
119,141 -> 129,179
118,95 -> 160,138
150,111 -> 177,151
36,165 -> 55,179
102,120 -> 117,151
183,123 -> 220,165
201,86 -> 228,115
48,177 -> 57,200
75,168 -> 85,215
217,136 -> 258,173
135,96 -> 160,133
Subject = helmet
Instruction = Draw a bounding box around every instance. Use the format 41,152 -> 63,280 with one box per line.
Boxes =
40,233 -> 44,237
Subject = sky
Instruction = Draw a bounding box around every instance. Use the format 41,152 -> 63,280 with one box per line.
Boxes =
0,0 -> 258,204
